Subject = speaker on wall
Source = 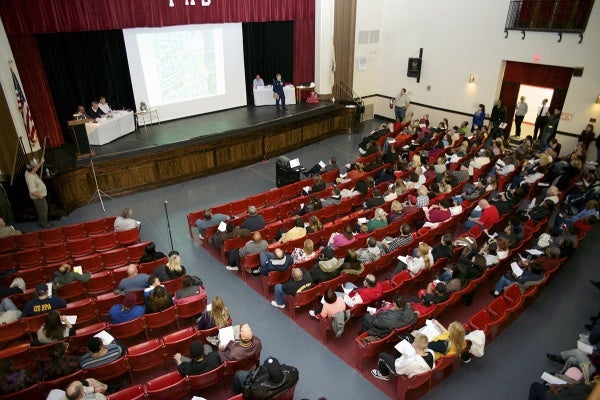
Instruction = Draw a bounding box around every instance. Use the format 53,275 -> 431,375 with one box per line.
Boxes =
407,57 -> 422,78
572,67 -> 584,77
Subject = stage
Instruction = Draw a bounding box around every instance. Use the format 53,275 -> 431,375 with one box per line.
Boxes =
51,102 -> 355,213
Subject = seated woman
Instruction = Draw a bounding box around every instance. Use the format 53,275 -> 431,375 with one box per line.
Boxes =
340,179 -> 369,198
367,208 -> 388,232
306,174 -> 326,194
327,225 -> 355,248
339,249 -> 364,276
387,200 -> 405,223
371,333 -> 434,380
426,320 -> 468,361
145,285 -> 173,314
37,310 -> 75,344
175,275 -> 204,301
279,217 -> 307,243
291,239 -> 317,263
139,242 -> 166,263
394,242 -> 434,276
41,342 -> 80,381
152,254 -> 186,282
197,296 -> 232,331
306,216 -> 322,233
309,288 -> 346,319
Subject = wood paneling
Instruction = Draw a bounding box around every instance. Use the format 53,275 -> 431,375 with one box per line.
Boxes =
333,0 -> 357,89
51,107 -> 354,213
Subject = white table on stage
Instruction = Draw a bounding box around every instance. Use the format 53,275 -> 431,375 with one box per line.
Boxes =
253,85 -> 296,106
85,111 -> 135,146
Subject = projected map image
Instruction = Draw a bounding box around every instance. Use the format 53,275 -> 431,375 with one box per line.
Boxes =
137,28 -> 225,106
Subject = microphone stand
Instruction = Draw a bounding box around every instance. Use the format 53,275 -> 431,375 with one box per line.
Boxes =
164,200 -> 174,253
87,155 -> 113,212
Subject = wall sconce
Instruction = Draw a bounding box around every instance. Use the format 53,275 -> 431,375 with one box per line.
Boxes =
596,93 -> 600,104
468,74 -> 476,83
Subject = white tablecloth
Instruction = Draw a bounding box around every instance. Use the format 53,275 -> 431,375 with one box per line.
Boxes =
253,85 -> 296,106
86,111 -> 135,146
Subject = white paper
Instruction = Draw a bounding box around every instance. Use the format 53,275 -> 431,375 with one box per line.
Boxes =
342,282 -> 358,294
303,186 -> 312,192
217,221 -> 227,232
577,339 -> 594,355
499,122 -> 508,129
318,161 -> 326,168
357,217 -> 368,225
541,372 -> 567,385
525,249 -> 544,256
366,307 -> 377,315
218,326 -> 236,349
510,262 -> 524,277
394,339 -> 416,355
421,166 -> 427,173
206,303 -> 212,312
397,255 -> 408,263
289,158 -> 301,169
47,282 -> 53,298
387,138 -> 396,144
418,322 -> 442,341
339,173 -> 347,179
64,315 -> 77,325
94,330 -> 115,345
73,266 -> 83,274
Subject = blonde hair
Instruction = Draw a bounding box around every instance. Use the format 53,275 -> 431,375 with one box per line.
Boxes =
210,296 -> 230,329
418,242 -> 432,270
374,208 -> 387,221
309,216 -> 322,232
167,255 -> 182,273
448,321 -> 467,356
412,154 -> 422,168
391,200 -> 403,213
414,333 -> 429,350
303,239 -> 314,255
395,179 -> 407,194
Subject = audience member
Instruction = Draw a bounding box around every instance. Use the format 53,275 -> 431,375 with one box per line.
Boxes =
108,292 -> 145,324
228,232 -> 269,272
0,217 -> 21,237
371,333 -> 434,381
0,359 -> 36,394
53,263 -> 92,288
36,310 -> 74,344
291,239 -> 317,263
22,283 -> 67,317
366,208 -> 388,232
175,275 -> 204,300
195,209 -> 228,236
309,288 -> 346,319
0,297 -> 21,325
240,206 -> 265,232
152,254 -> 186,282
309,247 -> 344,283
256,248 -> 294,276
279,217 -> 307,243
234,356 -> 299,397
118,264 -> 149,293
197,296 -> 232,330
465,199 -> 500,230
271,268 -> 312,309
113,207 -> 140,231
218,323 -> 262,363
139,242 -> 167,263
145,285 -> 173,313
174,340 -> 221,375
327,225 -> 355,248
41,342 -> 80,381
79,337 -> 124,369
359,295 -> 417,338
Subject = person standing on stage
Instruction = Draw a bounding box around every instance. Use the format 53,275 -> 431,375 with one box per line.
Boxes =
253,75 -> 264,88
489,99 -> 507,140
25,158 -> 51,228
273,73 -> 286,111
533,98 -> 549,141
514,96 -> 528,137
394,88 -> 410,121
98,96 -> 112,114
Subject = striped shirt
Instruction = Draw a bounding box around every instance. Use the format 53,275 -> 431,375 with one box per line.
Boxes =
79,343 -> 123,369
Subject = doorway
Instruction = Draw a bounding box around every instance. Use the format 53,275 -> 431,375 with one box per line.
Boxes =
510,84 -> 554,137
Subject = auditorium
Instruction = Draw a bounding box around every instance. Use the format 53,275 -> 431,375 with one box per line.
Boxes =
0,1 -> 599,399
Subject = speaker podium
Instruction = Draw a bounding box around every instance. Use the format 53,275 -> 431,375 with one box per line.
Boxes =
275,156 -> 304,188
67,119 -> 93,159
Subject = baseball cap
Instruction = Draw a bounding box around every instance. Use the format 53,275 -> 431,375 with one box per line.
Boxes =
122,292 -> 137,308
36,283 -> 48,296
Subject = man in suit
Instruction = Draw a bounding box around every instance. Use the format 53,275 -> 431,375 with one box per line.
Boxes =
273,73 -> 286,111
88,101 -> 105,119
533,98 -> 549,141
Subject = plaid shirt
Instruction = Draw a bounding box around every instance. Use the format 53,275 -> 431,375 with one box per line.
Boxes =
388,234 -> 414,252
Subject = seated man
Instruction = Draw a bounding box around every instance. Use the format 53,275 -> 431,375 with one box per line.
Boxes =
304,156 -> 339,177
468,149 -> 491,176
63,378 -> 108,400
423,199 -> 452,224
174,340 -> 221,375
98,96 -> 111,114
465,199 -> 500,231
344,274 -> 382,306
195,209 -> 228,236
113,207 -> 140,232
252,74 -> 264,87
256,248 -> 294,276
491,262 -> 544,297
119,264 -> 150,293
359,295 -> 417,338
218,323 -> 262,363
108,291 -> 145,324
355,237 -> 383,264
79,336 -> 124,369
22,283 -> 67,317
88,100 -> 105,119
234,356 -> 299,396
364,189 -> 385,209
0,277 -> 25,299
53,263 -> 92,289
0,297 -> 22,325
309,247 -> 344,284
383,223 -> 414,252
372,333 -> 434,381
240,206 -> 265,232
321,186 -> 342,207
279,217 -> 307,243
228,232 -> 269,272
271,267 -> 312,309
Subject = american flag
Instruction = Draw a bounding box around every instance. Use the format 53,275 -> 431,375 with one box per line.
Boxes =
11,69 -> 37,144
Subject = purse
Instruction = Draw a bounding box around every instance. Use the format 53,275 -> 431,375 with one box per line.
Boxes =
273,93 -> 280,99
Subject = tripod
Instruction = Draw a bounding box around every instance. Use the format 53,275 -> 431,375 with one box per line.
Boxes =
87,156 -> 113,212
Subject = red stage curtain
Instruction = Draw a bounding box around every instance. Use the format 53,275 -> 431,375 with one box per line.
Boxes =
0,0 -> 315,148
0,0 -> 315,34
8,35 -> 64,147
294,19 -> 316,85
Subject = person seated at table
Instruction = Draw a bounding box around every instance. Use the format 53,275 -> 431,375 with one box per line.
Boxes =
75,105 -> 89,120
88,100 -> 105,119
252,74 -> 264,88
98,96 -> 111,114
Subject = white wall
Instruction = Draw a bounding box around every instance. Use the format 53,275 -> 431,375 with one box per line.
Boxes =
314,0 -> 335,95
351,0 -> 600,146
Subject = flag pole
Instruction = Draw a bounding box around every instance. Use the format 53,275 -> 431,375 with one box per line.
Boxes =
9,64 -> 35,155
